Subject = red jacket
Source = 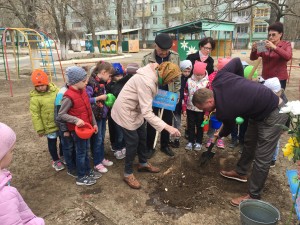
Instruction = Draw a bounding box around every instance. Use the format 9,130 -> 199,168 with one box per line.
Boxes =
64,86 -> 93,131
250,40 -> 292,80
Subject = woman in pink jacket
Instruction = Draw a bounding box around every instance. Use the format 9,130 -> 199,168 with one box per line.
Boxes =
111,62 -> 181,189
0,122 -> 45,225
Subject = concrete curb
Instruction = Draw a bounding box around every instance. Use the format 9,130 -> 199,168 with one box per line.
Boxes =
54,54 -> 133,65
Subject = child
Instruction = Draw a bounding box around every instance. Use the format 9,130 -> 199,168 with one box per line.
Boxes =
106,63 -> 126,159
87,61 -> 114,173
57,66 -> 101,186
170,60 -> 192,148
182,61 -> 209,151
55,82 -> 77,177
206,58 -> 232,149
0,122 -> 45,225
29,69 -> 64,171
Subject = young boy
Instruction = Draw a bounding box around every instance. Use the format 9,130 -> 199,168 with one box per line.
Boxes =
58,66 -> 101,186
182,61 -> 209,151
29,69 -> 64,171
169,60 -> 192,148
106,63 -> 126,159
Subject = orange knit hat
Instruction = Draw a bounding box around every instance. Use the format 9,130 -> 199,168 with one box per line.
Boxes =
31,69 -> 49,86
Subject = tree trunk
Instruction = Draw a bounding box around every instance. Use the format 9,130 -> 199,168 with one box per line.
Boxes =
268,0 -> 280,25
141,0 -> 146,48
117,0 -> 123,54
165,0 -> 169,28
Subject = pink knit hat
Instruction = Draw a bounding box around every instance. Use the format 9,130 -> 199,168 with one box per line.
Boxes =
193,61 -> 207,75
0,123 -> 16,161
217,58 -> 231,70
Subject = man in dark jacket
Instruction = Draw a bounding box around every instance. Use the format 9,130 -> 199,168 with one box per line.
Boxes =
192,57 -> 288,206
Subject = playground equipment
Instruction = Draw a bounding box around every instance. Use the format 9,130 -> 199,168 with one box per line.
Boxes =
1,28 -> 64,96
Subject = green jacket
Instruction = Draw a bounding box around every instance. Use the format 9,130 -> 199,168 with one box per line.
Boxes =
141,50 -> 181,95
29,83 -> 59,135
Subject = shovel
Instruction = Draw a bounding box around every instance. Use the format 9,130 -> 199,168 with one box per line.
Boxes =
200,124 -> 223,166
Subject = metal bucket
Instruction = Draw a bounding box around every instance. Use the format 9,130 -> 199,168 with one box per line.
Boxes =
239,199 -> 280,225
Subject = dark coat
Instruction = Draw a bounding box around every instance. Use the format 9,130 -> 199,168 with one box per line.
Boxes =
186,51 -> 214,75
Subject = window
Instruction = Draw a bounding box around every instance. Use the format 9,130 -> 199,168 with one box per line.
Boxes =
153,5 -> 157,12
123,20 -> 129,26
122,8 -> 128,14
237,25 -> 248,33
237,9 -> 249,17
153,31 -> 157,37
72,22 -> 81,28
162,4 -> 165,10
138,4 -> 142,10
255,8 -> 269,17
170,0 -> 179,7
114,9 -> 117,15
153,17 -> 157,24
254,24 -> 267,32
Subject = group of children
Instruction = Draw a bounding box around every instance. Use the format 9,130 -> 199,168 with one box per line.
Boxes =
29,62 -> 139,186
170,58 -> 232,152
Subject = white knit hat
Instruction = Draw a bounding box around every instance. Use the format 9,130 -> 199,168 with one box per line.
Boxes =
0,122 -> 16,161
264,77 -> 281,93
180,60 -> 192,71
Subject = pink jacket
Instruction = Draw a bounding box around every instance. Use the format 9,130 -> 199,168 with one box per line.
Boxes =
111,64 -> 166,131
0,170 -> 45,225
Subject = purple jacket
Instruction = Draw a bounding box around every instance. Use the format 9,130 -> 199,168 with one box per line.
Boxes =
0,170 -> 45,225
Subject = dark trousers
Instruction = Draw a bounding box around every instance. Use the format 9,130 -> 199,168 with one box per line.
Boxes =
231,118 -> 248,143
236,107 -> 288,198
280,79 -> 287,90
147,107 -> 172,149
107,113 -> 116,148
187,109 -> 204,144
59,131 -> 76,172
47,137 -> 62,162
122,123 -> 148,174
108,114 -> 125,150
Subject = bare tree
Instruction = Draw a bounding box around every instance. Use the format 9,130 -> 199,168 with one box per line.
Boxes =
68,0 -> 109,53
116,0 -> 123,54
44,0 -> 70,60
0,0 -> 40,28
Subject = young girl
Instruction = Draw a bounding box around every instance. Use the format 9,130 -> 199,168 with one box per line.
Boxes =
87,61 -> 114,173
29,69 -> 64,171
170,60 -> 192,148
182,61 -> 209,151
0,122 -> 45,225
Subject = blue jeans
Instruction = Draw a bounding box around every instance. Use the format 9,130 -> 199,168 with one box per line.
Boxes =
273,140 -> 280,161
72,132 -> 90,179
59,131 -> 76,172
91,118 -> 106,166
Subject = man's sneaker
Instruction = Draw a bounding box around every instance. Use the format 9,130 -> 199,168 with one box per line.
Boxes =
229,139 -> 238,148
185,142 -> 193,150
217,139 -> 225,149
102,159 -> 113,166
88,170 -> 102,179
194,143 -> 202,151
52,160 -> 65,171
220,170 -> 247,183
270,160 -> 276,168
114,150 -> 125,160
67,170 -> 77,178
206,138 -> 213,148
59,156 -> 67,165
121,148 -> 126,155
76,176 -> 96,186
94,163 -> 108,173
